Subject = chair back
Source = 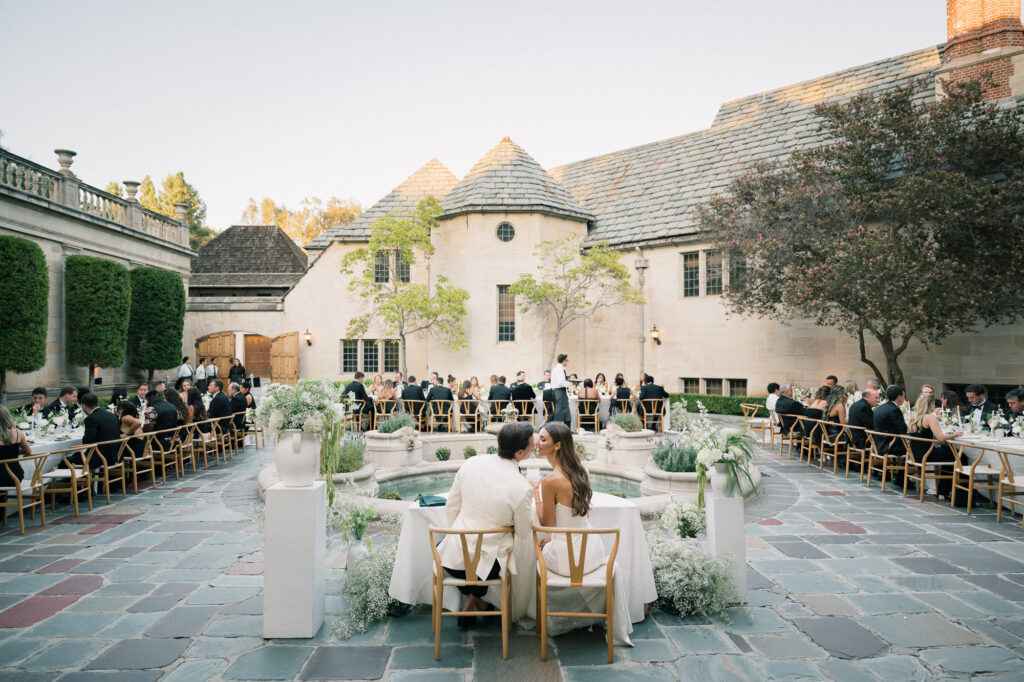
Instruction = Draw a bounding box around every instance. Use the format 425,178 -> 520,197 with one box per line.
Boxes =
0,451 -> 50,489
512,400 -> 535,420
532,525 -> 620,586
459,399 -> 477,416
614,398 -> 631,415
578,399 -> 599,417
740,403 -> 764,425
428,526 -> 513,585
430,399 -> 454,417
544,401 -> 554,419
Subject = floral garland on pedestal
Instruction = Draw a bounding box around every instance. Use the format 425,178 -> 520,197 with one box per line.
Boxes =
671,401 -> 757,508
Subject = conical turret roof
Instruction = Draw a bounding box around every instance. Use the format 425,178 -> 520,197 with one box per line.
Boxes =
305,159 -> 459,249
440,137 -> 593,222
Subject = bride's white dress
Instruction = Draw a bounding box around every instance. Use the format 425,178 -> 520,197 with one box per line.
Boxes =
535,502 -> 633,646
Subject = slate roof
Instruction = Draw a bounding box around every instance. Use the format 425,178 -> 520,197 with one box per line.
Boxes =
549,46 -> 943,247
189,272 -> 303,288
305,159 -> 459,250
440,137 -> 593,222
192,225 -> 307,275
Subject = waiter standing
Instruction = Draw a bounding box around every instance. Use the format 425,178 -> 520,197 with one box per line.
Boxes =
549,353 -> 571,427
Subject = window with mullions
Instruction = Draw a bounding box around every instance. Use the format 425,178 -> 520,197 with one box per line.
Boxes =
705,251 -> 722,295
681,377 -> 699,394
682,252 -> 699,297
342,340 -> 358,373
728,379 -> 747,397
363,339 -> 378,373
497,223 -> 515,242
374,251 -> 389,283
704,378 -> 723,395
396,252 -> 410,283
497,285 -> 515,342
729,258 -> 746,289
383,340 -> 400,373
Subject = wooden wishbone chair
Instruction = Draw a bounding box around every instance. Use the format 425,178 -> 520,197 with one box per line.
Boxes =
512,400 -> 536,424
639,399 -> 665,432
41,445 -> 93,516
86,438 -> 127,505
949,440 -> 1001,513
818,420 -> 848,473
865,431 -> 906,492
428,526 -> 514,661
843,425 -> 870,480
178,424 -> 198,475
577,399 -> 600,433
402,400 -> 428,431
901,434 -> 953,502
0,452 -> 49,534
741,403 -> 771,446
147,428 -> 181,484
995,448 -> 1024,529
533,525 -> 620,664
122,434 -> 156,492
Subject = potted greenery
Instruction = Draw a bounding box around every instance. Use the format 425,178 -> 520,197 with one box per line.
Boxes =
365,413 -> 421,468
602,413 -> 655,466
642,437 -> 700,498
256,379 -> 346,487
463,445 -> 477,458
435,447 -> 451,462
329,434 -> 376,498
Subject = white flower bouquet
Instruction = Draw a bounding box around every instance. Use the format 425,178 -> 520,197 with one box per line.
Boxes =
671,401 -> 756,508
1013,416 -> 1024,438
661,498 -> 706,539
988,413 -> 1007,434
256,380 -> 345,437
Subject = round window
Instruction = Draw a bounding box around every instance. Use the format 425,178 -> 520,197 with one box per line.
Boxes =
496,223 -> 515,242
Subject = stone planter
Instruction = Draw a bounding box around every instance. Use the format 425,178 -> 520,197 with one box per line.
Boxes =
274,430 -> 321,487
365,427 -> 421,468
331,462 -> 378,496
641,463 -> 699,498
601,427 -> 656,467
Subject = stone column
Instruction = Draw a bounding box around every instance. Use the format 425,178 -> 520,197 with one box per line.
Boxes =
173,202 -> 190,246
123,180 -> 141,230
53,149 -> 80,209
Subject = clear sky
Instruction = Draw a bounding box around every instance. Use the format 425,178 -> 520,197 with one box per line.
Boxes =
0,0 -> 964,232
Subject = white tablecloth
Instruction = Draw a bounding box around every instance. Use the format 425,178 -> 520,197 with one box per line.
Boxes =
950,434 -> 1024,503
394,396 -> 666,431
22,430 -> 84,480
388,491 -> 657,630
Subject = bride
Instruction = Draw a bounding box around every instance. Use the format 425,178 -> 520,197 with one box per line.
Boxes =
530,421 -> 633,645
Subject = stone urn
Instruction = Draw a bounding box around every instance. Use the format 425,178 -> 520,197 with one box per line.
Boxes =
274,430 -> 320,487
365,426 -> 421,468
641,463 -> 700,499
601,424 -> 656,467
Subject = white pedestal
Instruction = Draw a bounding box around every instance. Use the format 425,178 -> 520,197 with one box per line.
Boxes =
263,481 -> 326,638
706,495 -> 747,602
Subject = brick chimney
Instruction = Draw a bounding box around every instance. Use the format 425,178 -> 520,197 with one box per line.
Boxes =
937,0 -> 1024,99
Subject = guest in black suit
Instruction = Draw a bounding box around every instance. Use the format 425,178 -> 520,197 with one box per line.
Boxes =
426,374 -> 455,431
79,392 -> 123,467
43,386 -> 79,423
228,382 -> 248,432
873,385 -> 908,456
510,371 -> 536,418
345,372 -> 371,423
401,375 -> 426,423
537,370 -> 551,391
23,387 -> 47,418
1005,388 -> 1024,427
965,384 -> 1000,429
542,387 -> 555,421
775,384 -> 806,436
636,374 -> 669,429
488,375 -> 512,418
206,379 -> 233,432
846,388 -> 878,449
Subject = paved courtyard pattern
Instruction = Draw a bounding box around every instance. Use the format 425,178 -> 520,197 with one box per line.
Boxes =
0,434 -> 1022,680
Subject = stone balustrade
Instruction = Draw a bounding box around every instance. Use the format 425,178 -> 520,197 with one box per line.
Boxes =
0,148 -> 190,248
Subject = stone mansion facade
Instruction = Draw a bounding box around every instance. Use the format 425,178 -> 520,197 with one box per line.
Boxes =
185,0 -> 1024,396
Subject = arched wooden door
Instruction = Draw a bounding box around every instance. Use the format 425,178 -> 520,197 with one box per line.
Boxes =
244,335 -> 272,380
271,332 -> 299,385
196,333 -> 235,380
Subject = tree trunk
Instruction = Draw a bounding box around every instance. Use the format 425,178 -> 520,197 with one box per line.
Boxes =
88,364 -> 95,391
399,332 -> 408,379
876,333 -> 906,388
545,326 -> 563,374
147,368 -> 155,383
0,368 -> 6,407
856,328 -> 886,388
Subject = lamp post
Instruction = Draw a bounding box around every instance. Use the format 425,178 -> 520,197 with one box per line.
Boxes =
634,248 -> 649,374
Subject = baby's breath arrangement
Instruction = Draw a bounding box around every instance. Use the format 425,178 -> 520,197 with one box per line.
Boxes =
661,498 -> 705,538
334,541 -> 409,639
647,530 -> 736,619
256,379 -> 345,435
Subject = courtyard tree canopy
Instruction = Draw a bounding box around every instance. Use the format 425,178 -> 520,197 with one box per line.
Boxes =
110,173 -> 216,250
339,197 -> 469,376
241,196 -> 362,246
0,236 -> 49,404
700,79 -> 1024,387
128,267 -> 186,383
510,236 -> 644,370
65,255 -> 132,391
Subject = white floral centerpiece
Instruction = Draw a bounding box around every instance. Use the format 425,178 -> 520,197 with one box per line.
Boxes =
988,413 -> 1008,436
675,401 -> 757,507
257,380 -> 346,487
661,498 -> 706,539
1013,416 -> 1024,438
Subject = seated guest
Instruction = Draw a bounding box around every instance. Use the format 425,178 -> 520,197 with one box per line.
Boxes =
578,378 -> 600,401
941,390 -> 966,418
488,375 -> 512,417
825,375 -> 838,389
542,387 -> 555,420
186,388 -> 212,435
378,380 -> 398,416
458,380 -> 479,432
369,374 -> 384,398
228,382 -> 248,432
613,374 -> 635,412
447,375 -> 459,395
402,375 -> 425,402
164,388 -> 191,425
844,380 -> 860,404
807,386 -> 829,415
427,374 -> 455,430
510,371 -> 536,415
1006,388 -> 1024,424
439,421 -> 534,627
965,384 -> 999,428
110,388 -> 128,405
144,390 -> 179,442
637,374 -> 669,429
0,406 -> 30,488
775,384 -> 806,436
765,383 -> 781,413
467,376 -> 483,401
824,386 -> 847,434
152,380 -> 167,394
847,388 -> 878,449
79,392 -> 123,467
43,386 -> 79,422
129,383 -> 149,409
537,369 -> 551,391
865,378 -> 882,395
874,385 -> 908,456
567,373 -> 579,396
392,371 -> 405,391
241,380 -> 257,410
594,372 -> 610,395
23,387 -> 48,418
206,380 -> 233,433
344,372 -> 372,423
907,393 -> 962,499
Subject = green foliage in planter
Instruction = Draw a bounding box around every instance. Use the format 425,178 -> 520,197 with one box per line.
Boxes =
377,490 -> 402,501
128,267 -> 185,382
575,441 -> 595,462
610,413 -> 643,432
65,255 -> 131,378
670,393 -> 766,416
648,531 -> 736,620
463,445 -> 477,458
652,438 -> 698,473
334,541 -> 409,639
434,447 -> 451,462
0,236 -> 48,402
335,500 -> 376,543
334,435 -> 366,474
486,445 -> 498,454
377,413 -> 413,433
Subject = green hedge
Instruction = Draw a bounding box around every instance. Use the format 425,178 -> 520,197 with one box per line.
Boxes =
0,236 -> 49,400
65,255 -> 132,374
669,393 -> 767,416
128,267 -> 185,380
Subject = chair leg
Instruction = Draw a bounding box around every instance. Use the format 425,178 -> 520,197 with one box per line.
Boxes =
539,583 -> 548,661
606,583 -> 614,663
966,480 -> 975,515
434,578 -> 442,661
501,577 -> 509,660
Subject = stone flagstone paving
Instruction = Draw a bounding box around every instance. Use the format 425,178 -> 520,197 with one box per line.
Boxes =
0,423 -> 1022,680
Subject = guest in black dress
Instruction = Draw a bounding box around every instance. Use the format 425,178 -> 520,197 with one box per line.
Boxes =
187,388 -> 212,434
613,375 -> 634,414
116,401 -> 147,459
907,393 -> 962,499
0,406 -> 30,488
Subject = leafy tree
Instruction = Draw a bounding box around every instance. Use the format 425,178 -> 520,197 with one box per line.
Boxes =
65,256 -> 132,390
128,267 -> 186,383
339,197 -> 469,376
138,172 -> 216,250
0,236 -> 48,404
241,195 -> 361,245
700,79 -> 1024,386
510,236 -> 644,369
104,181 -> 123,197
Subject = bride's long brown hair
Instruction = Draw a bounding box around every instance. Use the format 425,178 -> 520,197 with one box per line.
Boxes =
543,422 -> 592,517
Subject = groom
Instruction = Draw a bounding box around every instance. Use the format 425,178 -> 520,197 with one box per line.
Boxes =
549,354 -> 570,427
